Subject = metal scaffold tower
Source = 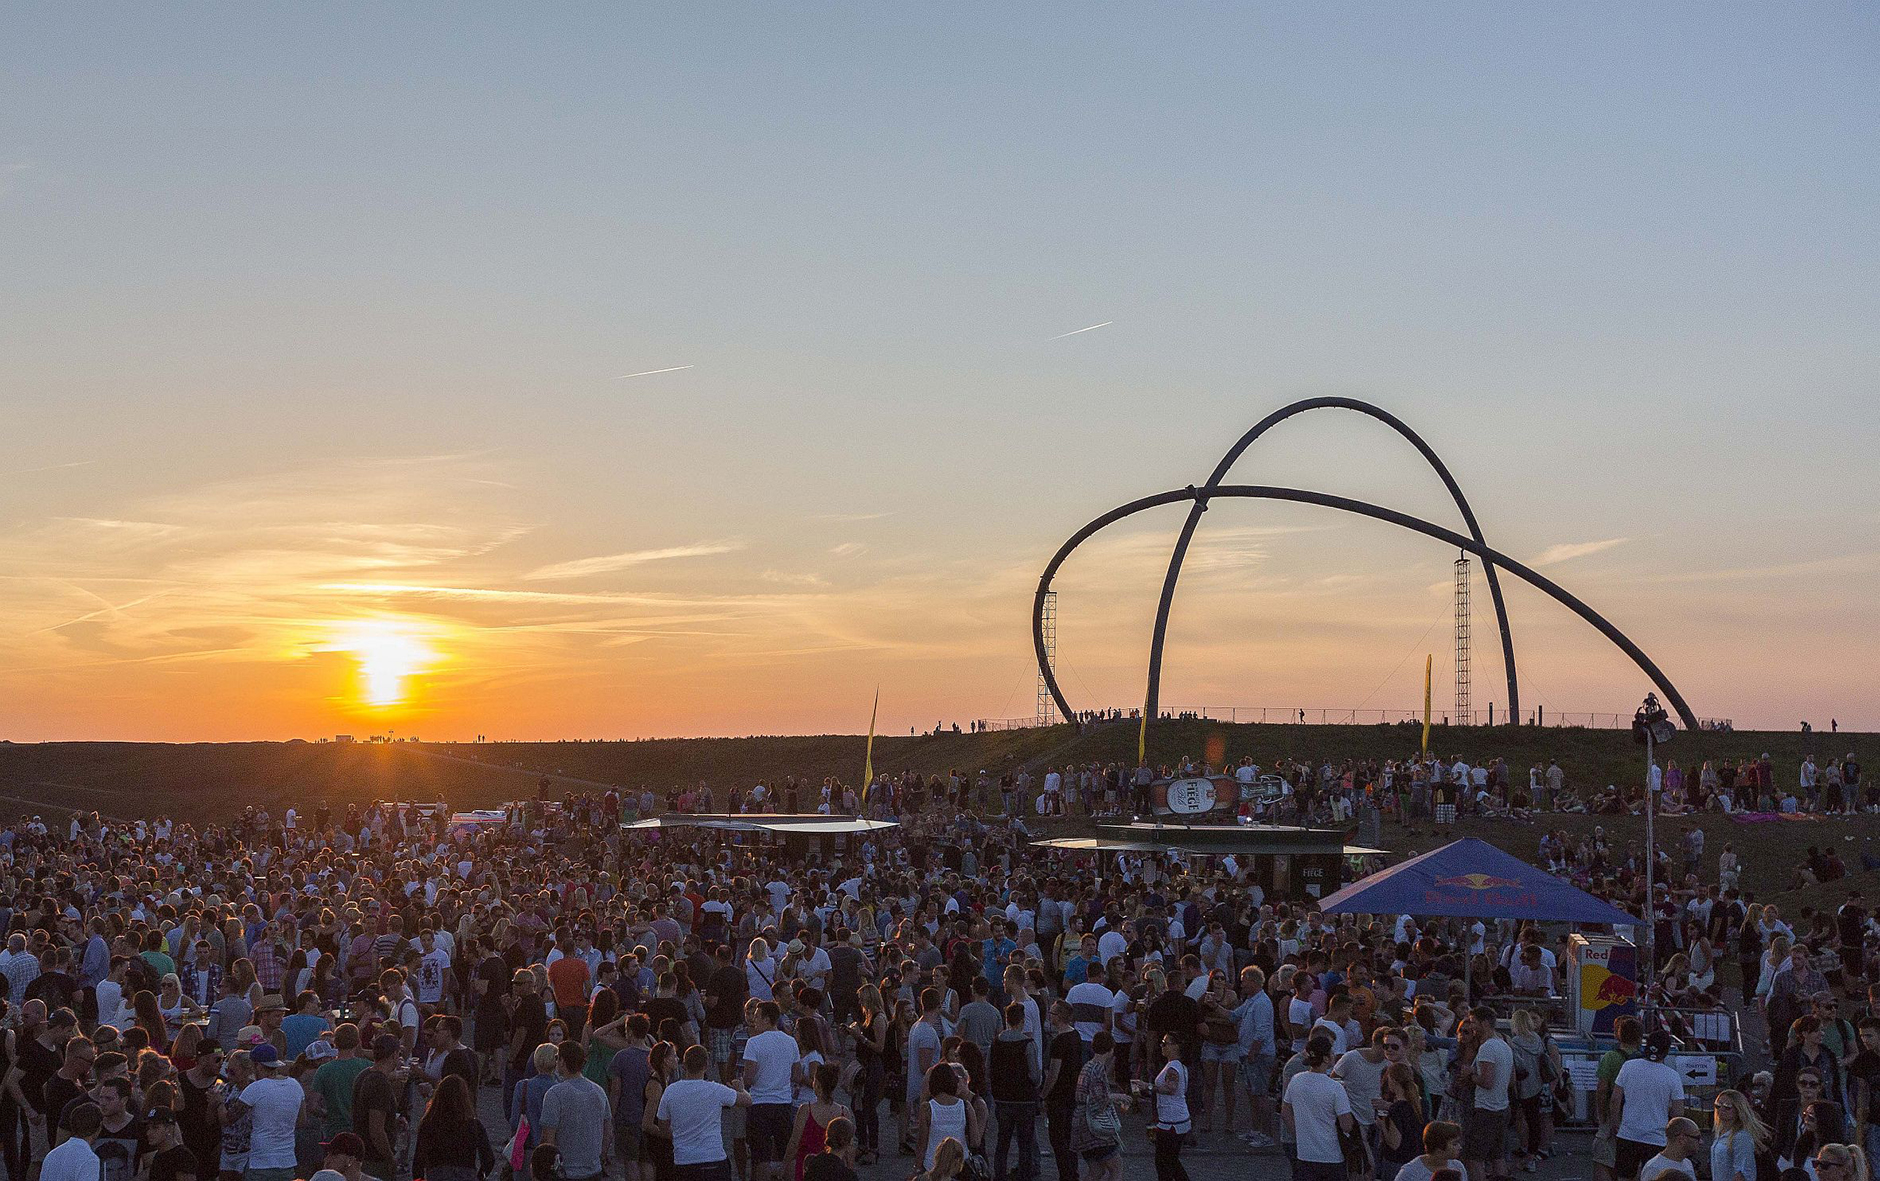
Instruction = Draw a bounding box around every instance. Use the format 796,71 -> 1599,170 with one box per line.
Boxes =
1037,590 -> 1058,724
1454,555 -> 1472,725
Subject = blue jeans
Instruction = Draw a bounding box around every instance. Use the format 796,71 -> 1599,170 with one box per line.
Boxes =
994,1100 -> 1039,1181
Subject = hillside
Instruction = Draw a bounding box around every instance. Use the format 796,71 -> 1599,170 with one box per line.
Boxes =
1,719 -> 1863,833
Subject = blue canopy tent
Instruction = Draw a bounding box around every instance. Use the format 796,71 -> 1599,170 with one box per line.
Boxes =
1317,837 -> 1635,998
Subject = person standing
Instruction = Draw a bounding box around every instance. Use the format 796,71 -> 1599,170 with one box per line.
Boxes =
1282,1037 -> 1356,1181
41,1102 -> 103,1181
540,1041 -> 611,1181
1042,1001 -> 1083,1181
741,1002 -> 798,1181
237,1045 -> 303,1181
1151,1032 -> 1193,1181
1611,1032 -> 1687,1181
989,1002 -> 1041,1181
656,1044 -> 752,1181
142,1105 -> 201,1181
1234,965 -> 1279,1149
348,1036 -> 403,1181
1639,1117 -> 1701,1181
1462,1008 -> 1512,1181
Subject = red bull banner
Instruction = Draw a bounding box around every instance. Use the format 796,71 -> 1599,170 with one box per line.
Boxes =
1424,871 -> 1540,910
1569,934 -> 1639,1036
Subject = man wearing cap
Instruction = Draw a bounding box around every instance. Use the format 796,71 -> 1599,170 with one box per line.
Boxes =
142,1104 -> 200,1181
238,1043 -> 302,1181
1611,1030 -> 1687,1181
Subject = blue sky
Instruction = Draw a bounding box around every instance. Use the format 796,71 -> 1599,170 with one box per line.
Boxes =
3,5 -> 1876,739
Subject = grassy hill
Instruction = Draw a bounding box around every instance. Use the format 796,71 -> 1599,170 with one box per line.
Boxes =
1,720 -> 1865,822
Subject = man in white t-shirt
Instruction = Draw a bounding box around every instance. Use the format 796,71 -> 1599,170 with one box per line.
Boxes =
1639,1117 -> 1701,1181
741,1000 -> 797,1181
658,1043 -> 752,1174
238,1045 -> 304,1181
1097,923 -> 1130,966
1463,1007 -> 1512,1181
1282,1041 -> 1355,1180
1333,1031 -> 1389,1150
1612,1031 -> 1687,1181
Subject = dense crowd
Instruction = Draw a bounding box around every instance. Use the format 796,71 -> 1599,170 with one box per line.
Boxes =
0,748 -> 1871,1181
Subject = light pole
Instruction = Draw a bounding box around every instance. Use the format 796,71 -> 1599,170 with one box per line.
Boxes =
1634,693 -> 1675,988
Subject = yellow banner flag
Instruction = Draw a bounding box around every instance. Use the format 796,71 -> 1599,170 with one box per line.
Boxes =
1422,654 -> 1433,754
862,688 -> 879,797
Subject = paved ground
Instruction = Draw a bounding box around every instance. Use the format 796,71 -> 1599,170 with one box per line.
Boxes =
473,1075 -> 1595,1181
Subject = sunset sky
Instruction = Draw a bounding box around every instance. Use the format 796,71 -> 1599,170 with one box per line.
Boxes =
4,6 -> 1877,741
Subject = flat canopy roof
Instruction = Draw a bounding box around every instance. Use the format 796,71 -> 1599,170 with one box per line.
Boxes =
1034,823 -> 1385,857
624,813 -> 899,836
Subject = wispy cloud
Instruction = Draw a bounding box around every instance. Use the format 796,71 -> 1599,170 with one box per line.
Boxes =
1530,538 -> 1630,567
614,365 -> 694,381
1048,320 -> 1112,340
813,512 -> 893,523
523,541 -> 742,582
760,570 -> 829,588
829,542 -> 866,558
7,460 -> 96,477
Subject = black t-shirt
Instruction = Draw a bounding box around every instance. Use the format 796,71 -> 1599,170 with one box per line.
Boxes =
353,1068 -> 400,1159
803,1154 -> 859,1181
42,1074 -> 84,1131
1047,1030 -> 1082,1105
177,1072 -> 218,1163
1145,991 -> 1201,1051
508,994 -> 547,1071
1848,1049 -> 1880,1122
93,1114 -> 143,1181
476,955 -> 509,1019
149,1145 -> 200,1181
706,964 -> 747,1029
645,996 -> 688,1035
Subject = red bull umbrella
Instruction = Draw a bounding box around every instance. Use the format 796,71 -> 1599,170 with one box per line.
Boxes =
1315,837 -> 1635,925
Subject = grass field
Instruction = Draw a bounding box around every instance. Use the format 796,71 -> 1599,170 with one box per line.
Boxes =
3,722 -> 1872,912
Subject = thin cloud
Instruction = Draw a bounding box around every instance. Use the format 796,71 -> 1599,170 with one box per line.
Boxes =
813,512 -> 893,522
614,365 -> 694,381
761,570 -> 830,588
1049,320 -> 1112,340
7,460 -> 95,477
523,541 -> 741,582
1529,538 -> 1630,567
829,542 -> 866,558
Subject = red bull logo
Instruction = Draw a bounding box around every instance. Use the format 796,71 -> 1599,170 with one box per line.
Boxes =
1433,872 -> 1525,891
1581,963 -> 1639,1011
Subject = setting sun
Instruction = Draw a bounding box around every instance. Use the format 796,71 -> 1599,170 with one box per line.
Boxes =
324,620 -> 442,708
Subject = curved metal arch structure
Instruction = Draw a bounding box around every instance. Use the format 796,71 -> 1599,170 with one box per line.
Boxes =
1143,397 -> 1519,729
1031,483 -> 1700,735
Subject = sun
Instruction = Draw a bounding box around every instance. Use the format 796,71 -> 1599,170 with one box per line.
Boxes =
325,620 -> 442,708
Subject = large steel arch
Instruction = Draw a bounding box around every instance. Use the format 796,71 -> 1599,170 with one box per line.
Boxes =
1031,483 -> 1700,734
1144,397 -> 1519,728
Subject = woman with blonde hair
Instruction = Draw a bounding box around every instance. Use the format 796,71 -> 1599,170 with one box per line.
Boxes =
919,1136 -> 966,1181
1710,1089 -> 1769,1181
1811,1143 -> 1871,1181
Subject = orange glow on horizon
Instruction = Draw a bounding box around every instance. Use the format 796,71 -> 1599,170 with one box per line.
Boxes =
322,620 -> 443,709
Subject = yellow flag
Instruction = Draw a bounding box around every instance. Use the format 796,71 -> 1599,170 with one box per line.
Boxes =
1422,654 -> 1433,754
862,688 -> 879,798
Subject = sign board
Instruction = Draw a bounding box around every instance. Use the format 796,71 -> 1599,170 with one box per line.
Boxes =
1564,1054 -> 1602,1092
1164,777 -> 1219,815
1673,1055 -> 1717,1087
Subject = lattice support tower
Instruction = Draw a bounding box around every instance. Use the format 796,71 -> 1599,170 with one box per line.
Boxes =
1454,554 -> 1472,725
1036,590 -> 1059,725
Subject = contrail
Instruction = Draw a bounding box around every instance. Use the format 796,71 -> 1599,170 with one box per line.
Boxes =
7,460 -> 95,476
1049,321 -> 1112,340
614,365 -> 694,380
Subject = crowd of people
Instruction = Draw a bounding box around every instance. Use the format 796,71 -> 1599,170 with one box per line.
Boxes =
0,734 -> 1869,1181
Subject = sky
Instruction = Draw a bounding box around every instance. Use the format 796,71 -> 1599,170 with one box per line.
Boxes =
3,5 -> 1877,741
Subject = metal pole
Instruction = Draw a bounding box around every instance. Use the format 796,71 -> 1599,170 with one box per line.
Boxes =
1643,727 -> 1656,987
